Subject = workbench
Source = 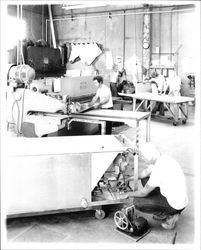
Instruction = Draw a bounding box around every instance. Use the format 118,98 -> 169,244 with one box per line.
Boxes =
119,92 -> 194,126
70,109 -> 151,142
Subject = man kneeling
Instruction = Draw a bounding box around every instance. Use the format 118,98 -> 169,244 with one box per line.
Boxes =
133,143 -> 188,230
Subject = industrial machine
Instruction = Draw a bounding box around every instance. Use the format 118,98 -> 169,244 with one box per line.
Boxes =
114,205 -> 150,237
6,135 -> 135,219
6,64 -> 99,137
5,64 -> 150,220
7,64 -> 69,136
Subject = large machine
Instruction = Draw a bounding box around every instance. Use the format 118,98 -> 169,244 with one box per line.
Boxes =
6,64 -> 97,137
6,134 -> 136,218
5,64 -> 151,220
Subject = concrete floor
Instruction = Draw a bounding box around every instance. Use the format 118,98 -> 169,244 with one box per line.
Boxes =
4,104 -> 200,248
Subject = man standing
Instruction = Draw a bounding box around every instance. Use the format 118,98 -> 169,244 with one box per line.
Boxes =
149,72 -> 166,115
89,75 -> 113,134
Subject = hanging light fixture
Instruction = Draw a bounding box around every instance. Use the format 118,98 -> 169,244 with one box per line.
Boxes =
62,3 -> 107,10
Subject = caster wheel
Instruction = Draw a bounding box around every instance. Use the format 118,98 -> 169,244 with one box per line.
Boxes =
95,209 -> 105,220
173,122 -> 177,126
182,120 -> 186,124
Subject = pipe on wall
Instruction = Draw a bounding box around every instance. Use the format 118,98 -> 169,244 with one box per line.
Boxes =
17,5 -> 20,65
123,10 -> 126,69
45,6 -> 194,43
20,4 -> 25,64
46,7 -> 195,23
48,4 -> 56,48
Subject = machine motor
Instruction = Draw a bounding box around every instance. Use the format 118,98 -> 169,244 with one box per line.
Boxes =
8,64 -> 35,87
114,205 -> 149,236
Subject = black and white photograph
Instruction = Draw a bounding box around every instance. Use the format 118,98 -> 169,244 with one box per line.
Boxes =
0,0 -> 200,249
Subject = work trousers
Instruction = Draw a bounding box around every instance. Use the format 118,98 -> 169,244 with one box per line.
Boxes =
110,82 -> 118,97
152,102 -> 165,115
133,177 -> 184,216
98,107 -> 113,135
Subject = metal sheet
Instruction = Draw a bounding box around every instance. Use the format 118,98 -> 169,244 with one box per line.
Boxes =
71,109 -> 150,121
7,154 -> 91,214
119,92 -> 195,104
6,135 -> 127,216
7,135 -> 127,156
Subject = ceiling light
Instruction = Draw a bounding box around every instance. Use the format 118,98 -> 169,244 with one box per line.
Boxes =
62,3 -> 107,10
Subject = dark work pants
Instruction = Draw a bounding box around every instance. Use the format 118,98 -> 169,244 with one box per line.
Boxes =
99,107 -> 113,135
152,102 -> 165,115
133,177 -> 184,216
110,82 -> 118,97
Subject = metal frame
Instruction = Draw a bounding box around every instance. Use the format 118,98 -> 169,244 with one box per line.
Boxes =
119,92 -> 194,125
32,109 -> 151,191
70,109 -> 151,191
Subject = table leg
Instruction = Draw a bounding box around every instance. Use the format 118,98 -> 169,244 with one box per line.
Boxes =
173,104 -> 179,125
101,121 -> 106,135
179,102 -> 188,124
146,115 -> 151,142
134,120 -> 140,191
184,103 -> 188,119
133,98 -> 136,111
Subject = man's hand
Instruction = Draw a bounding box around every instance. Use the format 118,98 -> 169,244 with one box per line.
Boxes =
93,103 -> 100,109
132,184 -> 156,197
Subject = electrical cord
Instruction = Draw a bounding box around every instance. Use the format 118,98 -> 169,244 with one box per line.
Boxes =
19,87 -> 27,135
11,92 -> 21,135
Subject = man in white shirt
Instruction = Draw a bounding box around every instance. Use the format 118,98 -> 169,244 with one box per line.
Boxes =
110,64 -> 120,97
133,143 -> 188,230
89,75 -> 113,134
165,70 -> 181,97
149,72 -> 166,115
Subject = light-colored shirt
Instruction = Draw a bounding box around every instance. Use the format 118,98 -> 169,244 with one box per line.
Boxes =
150,75 -> 166,94
147,154 -> 188,210
166,76 -> 181,96
96,84 -> 113,109
110,71 -> 119,83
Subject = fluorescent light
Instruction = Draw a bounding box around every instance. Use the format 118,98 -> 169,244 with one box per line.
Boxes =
62,3 -> 107,10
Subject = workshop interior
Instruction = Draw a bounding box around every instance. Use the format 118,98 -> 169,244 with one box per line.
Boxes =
1,1 -> 200,248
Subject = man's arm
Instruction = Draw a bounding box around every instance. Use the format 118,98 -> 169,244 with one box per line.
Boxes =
133,183 -> 156,197
89,93 -> 99,106
138,164 -> 154,179
99,93 -> 109,105
90,92 -> 110,108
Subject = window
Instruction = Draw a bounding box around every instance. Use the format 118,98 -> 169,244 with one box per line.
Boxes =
7,16 -> 26,49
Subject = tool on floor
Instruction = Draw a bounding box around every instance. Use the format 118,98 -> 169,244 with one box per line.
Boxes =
172,231 -> 177,244
114,204 -> 150,241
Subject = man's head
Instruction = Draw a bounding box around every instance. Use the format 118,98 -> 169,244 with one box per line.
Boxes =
93,76 -> 103,87
151,72 -> 159,79
139,143 -> 160,165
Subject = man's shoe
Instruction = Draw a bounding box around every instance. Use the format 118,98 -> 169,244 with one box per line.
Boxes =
152,212 -> 168,221
161,214 -> 180,230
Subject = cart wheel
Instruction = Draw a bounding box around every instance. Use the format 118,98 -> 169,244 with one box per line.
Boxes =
95,209 -> 105,220
173,121 -> 177,126
114,211 -> 129,230
182,119 -> 186,124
